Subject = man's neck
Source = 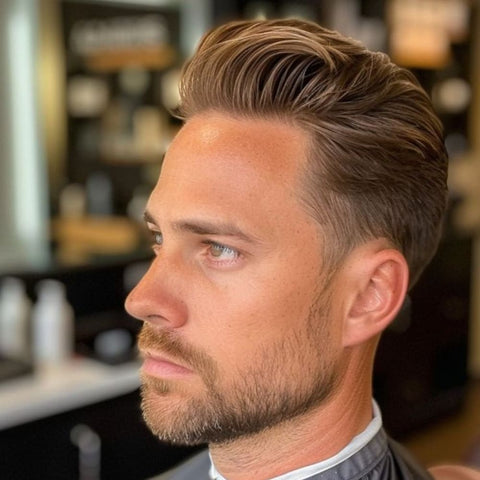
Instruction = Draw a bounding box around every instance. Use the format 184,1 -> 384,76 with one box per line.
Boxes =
209,379 -> 373,480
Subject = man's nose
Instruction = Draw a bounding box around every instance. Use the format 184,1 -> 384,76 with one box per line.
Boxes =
124,256 -> 188,329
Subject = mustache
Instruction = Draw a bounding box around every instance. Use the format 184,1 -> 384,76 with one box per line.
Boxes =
137,324 -> 218,377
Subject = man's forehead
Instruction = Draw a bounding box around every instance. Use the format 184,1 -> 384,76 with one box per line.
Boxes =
146,113 -> 317,237
162,112 -> 309,181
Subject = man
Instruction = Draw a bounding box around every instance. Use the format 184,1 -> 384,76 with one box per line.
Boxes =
125,18 -> 447,480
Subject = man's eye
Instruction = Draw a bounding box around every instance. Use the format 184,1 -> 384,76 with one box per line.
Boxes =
208,243 -> 238,261
152,232 -> 163,246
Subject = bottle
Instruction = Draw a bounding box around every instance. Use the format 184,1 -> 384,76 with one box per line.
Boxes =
31,279 -> 74,368
0,277 -> 31,361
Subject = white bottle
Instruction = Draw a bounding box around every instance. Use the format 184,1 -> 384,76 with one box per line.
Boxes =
0,277 -> 31,361
32,279 -> 74,368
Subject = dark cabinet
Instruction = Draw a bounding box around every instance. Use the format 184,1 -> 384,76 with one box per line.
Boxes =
0,390 -> 199,480
374,234 -> 471,437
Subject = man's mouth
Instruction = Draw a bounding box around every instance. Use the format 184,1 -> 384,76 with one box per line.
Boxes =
141,350 -> 194,379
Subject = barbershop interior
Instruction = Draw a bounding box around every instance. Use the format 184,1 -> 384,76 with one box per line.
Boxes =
0,0 -> 480,478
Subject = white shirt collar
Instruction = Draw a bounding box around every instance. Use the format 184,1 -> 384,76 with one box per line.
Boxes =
209,400 -> 382,480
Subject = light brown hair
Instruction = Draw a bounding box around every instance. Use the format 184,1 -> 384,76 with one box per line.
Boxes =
177,19 -> 448,286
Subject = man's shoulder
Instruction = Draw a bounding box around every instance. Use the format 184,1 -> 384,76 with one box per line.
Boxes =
384,436 -> 433,480
149,450 -> 211,480
309,428 -> 432,480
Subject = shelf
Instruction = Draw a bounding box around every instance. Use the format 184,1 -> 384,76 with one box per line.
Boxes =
0,357 -> 140,430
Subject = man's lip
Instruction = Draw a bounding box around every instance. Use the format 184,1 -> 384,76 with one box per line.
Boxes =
140,350 -> 193,378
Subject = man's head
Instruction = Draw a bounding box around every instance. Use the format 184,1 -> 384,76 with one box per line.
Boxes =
128,114 -> 345,446
125,19 -> 447,447
178,19 -> 448,287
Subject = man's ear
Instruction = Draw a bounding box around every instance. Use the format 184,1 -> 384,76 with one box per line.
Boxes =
342,247 -> 409,348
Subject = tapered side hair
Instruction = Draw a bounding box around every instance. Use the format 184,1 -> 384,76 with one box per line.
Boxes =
177,19 -> 448,286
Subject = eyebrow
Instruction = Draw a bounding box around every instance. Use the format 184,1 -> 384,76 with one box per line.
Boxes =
143,210 -> 257,243
143,211 -> 158,225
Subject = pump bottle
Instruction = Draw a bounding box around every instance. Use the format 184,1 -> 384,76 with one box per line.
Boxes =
32,279 -> 74,368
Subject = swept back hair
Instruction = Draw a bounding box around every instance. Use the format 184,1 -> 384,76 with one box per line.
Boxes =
177,19 -> 448,286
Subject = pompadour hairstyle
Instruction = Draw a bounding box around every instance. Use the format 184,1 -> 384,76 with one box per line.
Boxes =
177,19 -> 448,287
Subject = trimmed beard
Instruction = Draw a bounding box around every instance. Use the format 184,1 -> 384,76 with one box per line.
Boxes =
138,286 -> 339,446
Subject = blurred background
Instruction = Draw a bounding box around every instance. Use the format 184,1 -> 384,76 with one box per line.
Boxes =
0,0 -> 479,478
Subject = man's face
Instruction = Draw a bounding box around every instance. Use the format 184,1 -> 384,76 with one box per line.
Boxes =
125,112 -> 344,445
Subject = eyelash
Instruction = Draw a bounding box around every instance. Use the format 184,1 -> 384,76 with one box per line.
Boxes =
149,231 -> 241,266
202,241 -> 240,264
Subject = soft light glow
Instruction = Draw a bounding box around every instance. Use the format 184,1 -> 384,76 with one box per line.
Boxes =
5,0 -> 49,267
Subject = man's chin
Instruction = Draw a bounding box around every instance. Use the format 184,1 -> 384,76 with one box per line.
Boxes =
141,373 -> 171,395
140,381 -> 210,445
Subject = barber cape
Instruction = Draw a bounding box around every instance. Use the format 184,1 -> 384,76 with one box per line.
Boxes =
153,428 -> 432,480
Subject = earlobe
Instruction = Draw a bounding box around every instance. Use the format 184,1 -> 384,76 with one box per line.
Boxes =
342,249 -> 409,347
